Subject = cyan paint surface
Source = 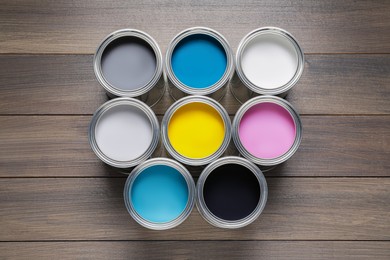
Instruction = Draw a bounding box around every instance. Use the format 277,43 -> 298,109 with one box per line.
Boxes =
130,165 -> 189,223
171,34 -> 227,89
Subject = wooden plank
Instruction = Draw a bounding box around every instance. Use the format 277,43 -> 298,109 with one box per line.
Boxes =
0,55 -> 389,115
0,116 -> 388,177
0,55 -> 107,115
1,241 -> 389,259
0,1 -> 389,54
0,178 -> 389,241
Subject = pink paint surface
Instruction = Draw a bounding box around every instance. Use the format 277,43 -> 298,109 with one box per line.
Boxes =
238,102 -> 296,159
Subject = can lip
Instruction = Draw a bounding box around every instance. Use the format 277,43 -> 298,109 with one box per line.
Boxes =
196,156 -> 268,229
161,95 -> 232,166
93,29 -> 163,98
235,27 -> 304,95
88,97 -> 160,169
123,157 -> 196,230
165,27 -> 235,96
232,95 -> 303,166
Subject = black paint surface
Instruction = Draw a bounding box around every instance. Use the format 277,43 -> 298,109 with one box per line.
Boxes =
203,164 -> 261,221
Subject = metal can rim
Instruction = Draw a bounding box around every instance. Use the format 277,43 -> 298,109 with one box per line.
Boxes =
196,156 -> 268,229
93,29 -> 163,98
232,95 -> 303,166
88,97 -> 160,169
165,27 -> 235,96
123,158 -> 196,230
235,27 -> 304,95
161,95 -> 232,166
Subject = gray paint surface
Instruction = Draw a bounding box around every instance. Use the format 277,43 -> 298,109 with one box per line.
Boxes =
101,37 -> 157,91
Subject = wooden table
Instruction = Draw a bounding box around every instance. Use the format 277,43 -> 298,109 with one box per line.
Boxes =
1,1 -> 389,259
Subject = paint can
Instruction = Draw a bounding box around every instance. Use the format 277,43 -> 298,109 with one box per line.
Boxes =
124,158 -> 195,230
88,97 -> 160,169
232,95 -> 302,167
196,156 -> 267,229
162,95 -> 231,166
94,29 -> 165,106
231,27 -> 304,103
165,27 -> 234,101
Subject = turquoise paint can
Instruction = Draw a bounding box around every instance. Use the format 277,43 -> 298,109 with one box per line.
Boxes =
124,158 -> 195,230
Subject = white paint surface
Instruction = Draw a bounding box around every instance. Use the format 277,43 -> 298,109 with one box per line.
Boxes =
241,33 -> 298,89
95,104 -> 153,161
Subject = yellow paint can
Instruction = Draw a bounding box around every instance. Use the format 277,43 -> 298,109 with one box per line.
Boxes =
162,96 -> 231,166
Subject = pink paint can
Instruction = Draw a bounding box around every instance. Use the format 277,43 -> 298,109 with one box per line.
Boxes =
232,96 -> 302,167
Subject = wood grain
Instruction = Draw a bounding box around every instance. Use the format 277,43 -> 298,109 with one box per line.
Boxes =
0,116 -> 388,178
1,0 -> 389,257
0,55 -> 389,115
1,178 -> 389,241
0,1 -> 389,54
1,241 -> 389,259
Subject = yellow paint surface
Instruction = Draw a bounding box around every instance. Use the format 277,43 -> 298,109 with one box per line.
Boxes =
168,102 -> 225,159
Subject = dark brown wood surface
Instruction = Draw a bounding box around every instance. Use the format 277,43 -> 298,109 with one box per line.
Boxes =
0,116 -> 388,177
0,0 -> 389,259
0,55 -> 389,115
1,242 -> 389,259
0,0 -> 389,54
1,178 -> 389,240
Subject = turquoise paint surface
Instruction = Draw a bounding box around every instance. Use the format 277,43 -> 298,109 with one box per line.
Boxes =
171,34 -> 227,89
130,165 -> 189,223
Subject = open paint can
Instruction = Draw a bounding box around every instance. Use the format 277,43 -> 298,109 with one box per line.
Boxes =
232,95 -> 302,167
124,158 -> 195,230
88,97 -> 160,169
165,27 -> 234,101
231,27 -> 304,103
196,156 -> 267,229
162,96 -> 231,166
94,29 -> 165,106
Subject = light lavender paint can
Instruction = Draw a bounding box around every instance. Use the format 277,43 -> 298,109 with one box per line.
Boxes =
88,97 -> 160,169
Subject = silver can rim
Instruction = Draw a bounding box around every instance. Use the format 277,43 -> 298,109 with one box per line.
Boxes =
94,29 -> 163,97
165,27 -> 235,96
235,27 -> 304,95
123,157 -> 196,230
232,95 -> 303,166
162,95 -> 231,166
88,97 -> 160,169
196,156 -> 268,229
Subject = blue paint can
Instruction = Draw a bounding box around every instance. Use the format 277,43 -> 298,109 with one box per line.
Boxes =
165,27 -> 234,101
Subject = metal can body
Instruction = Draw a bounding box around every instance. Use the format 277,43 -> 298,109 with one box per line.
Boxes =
232,96 -> 302,167
94,29 -> 165,106
124,158 -> 195,230
88,97 -> 160,169
165,27 -> 234,101
196,156 -> 268,229
231,27 -> 304,103
162,96 -> 231,166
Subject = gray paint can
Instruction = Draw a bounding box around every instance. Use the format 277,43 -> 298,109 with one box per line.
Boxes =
94,29 -> 165,106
